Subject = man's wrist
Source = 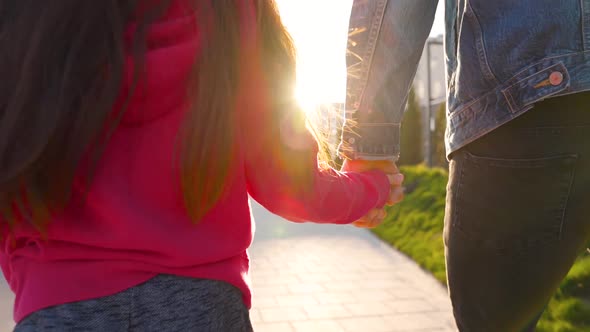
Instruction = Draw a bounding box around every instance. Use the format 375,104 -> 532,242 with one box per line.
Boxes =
349,155 -> 399,162
339,123 -> 401,161
341,159 -> 399,174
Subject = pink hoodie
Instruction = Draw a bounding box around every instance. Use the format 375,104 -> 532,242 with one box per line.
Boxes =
0,1 -> 390,323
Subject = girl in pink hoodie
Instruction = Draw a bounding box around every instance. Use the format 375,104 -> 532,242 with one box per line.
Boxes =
0,1 -> 402,330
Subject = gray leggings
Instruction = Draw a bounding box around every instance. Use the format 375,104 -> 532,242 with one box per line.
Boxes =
14,275 -> 253,332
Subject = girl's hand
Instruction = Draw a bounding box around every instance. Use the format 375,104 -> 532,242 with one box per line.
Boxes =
341,160 -> 405,228
386,173 -> 405,205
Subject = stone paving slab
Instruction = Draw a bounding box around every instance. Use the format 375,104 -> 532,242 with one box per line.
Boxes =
0,278 -> 14,332
249,201 -> 457,332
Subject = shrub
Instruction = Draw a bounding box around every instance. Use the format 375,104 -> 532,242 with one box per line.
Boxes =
399,89 -> 424,165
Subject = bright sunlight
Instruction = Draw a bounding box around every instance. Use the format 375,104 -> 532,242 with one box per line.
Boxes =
275,0 -> 353,114
275,1 -> 445,116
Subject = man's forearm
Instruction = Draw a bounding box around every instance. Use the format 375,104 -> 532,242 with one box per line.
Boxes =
341,0 -> 438,161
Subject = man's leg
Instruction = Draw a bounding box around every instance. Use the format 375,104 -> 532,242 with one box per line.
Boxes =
444,94 -> 590,331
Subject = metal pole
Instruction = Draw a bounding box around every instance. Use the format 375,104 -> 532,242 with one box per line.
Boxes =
426,41 -> 433,167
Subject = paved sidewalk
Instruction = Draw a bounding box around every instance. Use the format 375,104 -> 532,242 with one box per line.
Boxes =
0,279 -> 14,332
249,201 -> 457,332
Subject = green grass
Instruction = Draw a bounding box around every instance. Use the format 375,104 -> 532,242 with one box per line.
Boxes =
372,165 -> 590,331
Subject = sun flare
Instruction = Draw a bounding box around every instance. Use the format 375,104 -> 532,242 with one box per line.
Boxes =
275,0 -> 353,116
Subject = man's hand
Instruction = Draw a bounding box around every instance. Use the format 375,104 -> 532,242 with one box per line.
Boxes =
341,159 -> 399,174
341,159 -> 404,228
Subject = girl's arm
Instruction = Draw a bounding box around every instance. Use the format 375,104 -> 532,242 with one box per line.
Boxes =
242,105 -> 390,224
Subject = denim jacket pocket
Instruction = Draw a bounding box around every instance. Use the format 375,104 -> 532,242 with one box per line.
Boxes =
450,151 -> 577,256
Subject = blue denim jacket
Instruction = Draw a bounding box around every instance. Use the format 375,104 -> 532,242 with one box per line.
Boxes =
341,0 -> 590,160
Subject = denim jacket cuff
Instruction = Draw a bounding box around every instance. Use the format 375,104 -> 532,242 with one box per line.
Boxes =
339,123 -> 400,161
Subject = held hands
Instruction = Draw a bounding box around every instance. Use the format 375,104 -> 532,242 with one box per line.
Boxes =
340,159 -> 404,228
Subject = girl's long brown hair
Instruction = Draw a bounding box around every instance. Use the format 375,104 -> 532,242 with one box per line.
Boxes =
0,0 -> 302,234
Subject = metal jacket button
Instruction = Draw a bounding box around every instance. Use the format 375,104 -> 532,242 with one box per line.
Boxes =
549,71 -> 564,86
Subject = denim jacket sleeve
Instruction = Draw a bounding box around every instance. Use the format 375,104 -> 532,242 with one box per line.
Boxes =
340,0 -> 438,161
